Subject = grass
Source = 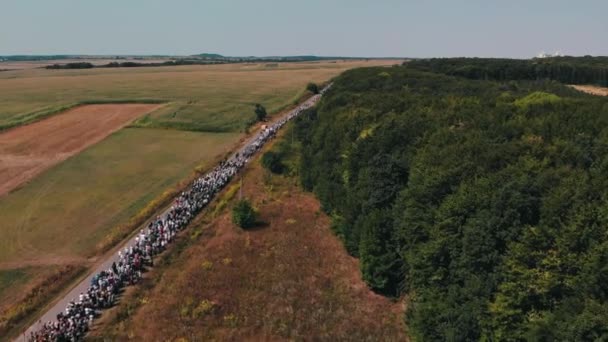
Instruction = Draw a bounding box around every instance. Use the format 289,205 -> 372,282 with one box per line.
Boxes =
89,128 -> 407,341
0,269 -> 30,302
0,61 -> 395,131
0,265 -> 87,340
0,128 -> 239,265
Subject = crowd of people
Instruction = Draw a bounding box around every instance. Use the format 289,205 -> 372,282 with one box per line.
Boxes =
28,84 -> 331,342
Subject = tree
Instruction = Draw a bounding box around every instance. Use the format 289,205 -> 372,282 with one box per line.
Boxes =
358,209 -> 403,296
232,199 -> 256,229
254,104 -> 267,121
261,151 -> 284,174
306,82 -> 319,94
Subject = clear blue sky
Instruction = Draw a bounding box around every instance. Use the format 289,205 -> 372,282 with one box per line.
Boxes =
1,0 -> 606,58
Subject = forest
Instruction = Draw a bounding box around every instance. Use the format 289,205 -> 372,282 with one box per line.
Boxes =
408,56 -> 608,86
293,62 -> 608,340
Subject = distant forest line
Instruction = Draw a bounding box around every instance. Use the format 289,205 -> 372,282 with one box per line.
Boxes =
408,56 -> 608,86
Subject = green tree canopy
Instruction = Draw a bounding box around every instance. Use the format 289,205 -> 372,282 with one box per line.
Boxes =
254,104 -> 267,121
261,151 -> 284,174
232,199 -> 256,229
306,82 -> 319,94
294,62 -> 608,340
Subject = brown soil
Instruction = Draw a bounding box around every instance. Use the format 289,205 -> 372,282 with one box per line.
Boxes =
91,141 -> 408,341
569,84 -> 608,96
0,103 -> 162,196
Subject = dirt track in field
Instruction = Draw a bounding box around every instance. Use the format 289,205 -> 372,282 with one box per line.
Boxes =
569,84 -> 608,96
0,104 -> 162,197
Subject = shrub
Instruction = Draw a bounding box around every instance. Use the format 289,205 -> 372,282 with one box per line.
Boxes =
261,151 -> 284,174
232,199 -> 256,229
514,91 -> 561,109
306,82 -> 319,94
254,104 -> 267,121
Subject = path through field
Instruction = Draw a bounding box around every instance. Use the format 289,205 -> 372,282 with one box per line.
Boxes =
0,104 -> 162,197
569,84 -> 608,96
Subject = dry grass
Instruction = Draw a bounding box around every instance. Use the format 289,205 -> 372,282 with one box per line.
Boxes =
0,265 -> 87,339
90,132 -> 407,341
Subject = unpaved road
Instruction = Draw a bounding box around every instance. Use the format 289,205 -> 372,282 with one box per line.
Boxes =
17,94 -> 322,342
0,104 -> 162,197
569,84 -> 608,97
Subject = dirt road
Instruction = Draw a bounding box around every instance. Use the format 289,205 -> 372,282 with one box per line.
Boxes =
569,84 -> 608,96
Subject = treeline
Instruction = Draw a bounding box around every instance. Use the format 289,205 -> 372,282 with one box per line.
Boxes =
294,65 -> 608,340
99,60 -> 227,68
408,56 -> 608,86
46,62 -> 94,69
45,60 -> 227,70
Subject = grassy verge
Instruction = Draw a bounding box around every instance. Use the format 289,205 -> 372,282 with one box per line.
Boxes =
0,265 -> 87,341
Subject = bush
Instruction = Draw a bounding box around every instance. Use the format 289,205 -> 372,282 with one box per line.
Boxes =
261,151 -> 284,174
254,104 -> 267,121
232,199 -> 256,229
306,82 -> 319,94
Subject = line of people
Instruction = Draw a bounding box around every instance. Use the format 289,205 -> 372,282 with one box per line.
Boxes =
28,84 -> 331,342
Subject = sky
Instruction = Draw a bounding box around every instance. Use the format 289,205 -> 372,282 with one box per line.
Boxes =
1,0 -> 606,58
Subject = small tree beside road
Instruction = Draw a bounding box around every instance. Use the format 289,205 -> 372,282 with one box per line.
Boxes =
306,82 -> 319,94
232,199 -> 256,229
254,104 -> 267,121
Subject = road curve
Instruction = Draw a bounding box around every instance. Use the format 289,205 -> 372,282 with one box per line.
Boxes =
17,89 -> 328,342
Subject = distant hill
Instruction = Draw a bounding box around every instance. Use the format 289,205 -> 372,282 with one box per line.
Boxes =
195,53 -> 225,59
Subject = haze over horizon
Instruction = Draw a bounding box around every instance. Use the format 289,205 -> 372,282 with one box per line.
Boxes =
1,0 -> 607,58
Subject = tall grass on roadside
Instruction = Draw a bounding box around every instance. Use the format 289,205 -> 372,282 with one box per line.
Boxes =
0,265 -> 87,340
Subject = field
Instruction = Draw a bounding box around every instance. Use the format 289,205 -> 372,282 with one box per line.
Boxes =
90,131 -> 407,341
0,104 -> 161,196
0,59 -> 398,336
0,60 -> 396,131
0,128 -> 240,268
0,128 -> 239,336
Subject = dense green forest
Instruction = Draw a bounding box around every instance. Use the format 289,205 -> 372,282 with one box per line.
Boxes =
408,56 -> 608,86
293,64 -> 608,340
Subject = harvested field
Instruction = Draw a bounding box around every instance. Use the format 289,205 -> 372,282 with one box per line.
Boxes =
91,132 -> 407,341
0,103 -> 161,196
0,60 -> 398,131
569,84 -> 608,96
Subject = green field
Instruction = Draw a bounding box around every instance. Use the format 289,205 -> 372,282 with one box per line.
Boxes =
0,128 -> 239,265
